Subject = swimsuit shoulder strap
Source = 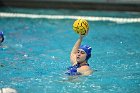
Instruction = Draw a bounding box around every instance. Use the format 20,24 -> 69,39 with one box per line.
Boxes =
74,63 -> 89,68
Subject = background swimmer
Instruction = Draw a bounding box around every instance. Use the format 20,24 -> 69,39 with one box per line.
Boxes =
0,31 -> 4,44
0,31 -> 8,49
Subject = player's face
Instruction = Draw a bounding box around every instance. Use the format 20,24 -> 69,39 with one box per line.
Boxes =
76,49 -> 87,63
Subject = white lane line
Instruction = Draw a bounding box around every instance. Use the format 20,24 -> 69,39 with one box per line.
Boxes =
0,12 -> 140,23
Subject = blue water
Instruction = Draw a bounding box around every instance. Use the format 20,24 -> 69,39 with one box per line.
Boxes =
0,7 -> 140,93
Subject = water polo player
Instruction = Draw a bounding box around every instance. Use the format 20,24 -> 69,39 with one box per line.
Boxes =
65,35 -> 93,76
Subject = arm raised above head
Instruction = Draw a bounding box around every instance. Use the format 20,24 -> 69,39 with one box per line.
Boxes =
70,35 -> 84,65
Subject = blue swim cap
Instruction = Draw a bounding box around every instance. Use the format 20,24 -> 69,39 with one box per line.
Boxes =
0,31 -> 4,43
79,45 -> 92,60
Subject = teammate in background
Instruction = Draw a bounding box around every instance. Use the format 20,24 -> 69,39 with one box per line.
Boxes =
0,31 -> 8,50
0,31 -> 4,45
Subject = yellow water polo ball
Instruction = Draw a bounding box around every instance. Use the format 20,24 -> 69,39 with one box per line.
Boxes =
73,19 -> 89,36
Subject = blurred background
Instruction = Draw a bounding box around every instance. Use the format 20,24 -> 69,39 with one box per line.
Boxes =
0,0 -> 140,12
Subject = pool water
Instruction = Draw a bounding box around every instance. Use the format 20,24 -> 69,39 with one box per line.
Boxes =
0,7 -> 140,93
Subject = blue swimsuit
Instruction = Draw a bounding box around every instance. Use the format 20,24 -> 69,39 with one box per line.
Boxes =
65,63 -> 89,76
